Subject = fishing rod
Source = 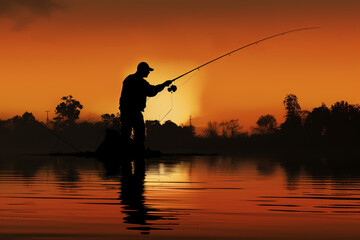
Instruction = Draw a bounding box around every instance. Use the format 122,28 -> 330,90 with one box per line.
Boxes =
167,27 -> 319,93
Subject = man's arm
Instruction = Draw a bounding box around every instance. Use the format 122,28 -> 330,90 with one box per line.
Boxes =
145,80 -> 173,97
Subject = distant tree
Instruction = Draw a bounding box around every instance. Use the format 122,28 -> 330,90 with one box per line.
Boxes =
281,94 -> 303,135
304,103 -> 330,138
283,94 -> 301,121
163,120 -> 178,129
100,113 -> 121,131
203,121 -> 219,137
101,113 -> 115,125
219,121 -> 227,136
327,101 -> 360,145
21,112 -> 36,122
145,120 -> 161,136
54,95 -> 83,126
299,110 -> 310,124
330,101 -> 360,118
220,119 -> 242,137
255,114 -> 278,134
181,124 -> 196,137
145,120 -> 161,129
7,112 -> 37,129
146,120 -> 161,133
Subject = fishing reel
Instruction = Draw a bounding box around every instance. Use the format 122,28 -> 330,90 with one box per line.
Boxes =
167,85 -> 177,93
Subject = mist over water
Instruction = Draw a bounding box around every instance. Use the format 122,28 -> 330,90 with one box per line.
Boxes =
1,155 -> 360,240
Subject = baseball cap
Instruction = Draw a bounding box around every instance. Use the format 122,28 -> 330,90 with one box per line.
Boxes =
137,62 -> 154,72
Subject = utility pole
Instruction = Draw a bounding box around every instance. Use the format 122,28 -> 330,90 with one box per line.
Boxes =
189,115 -> 192,127
45,110 -> 50,125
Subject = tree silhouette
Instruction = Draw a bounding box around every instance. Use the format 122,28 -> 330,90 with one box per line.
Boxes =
54,95 -> 83,126
203,121 -> 219,137
281,94 -> 303,137
21,112 -> 36,122
220,119 -> 242,137
163,120 -> 178,129
255,114 -> 278,134
7,112 -> 37,129
331,101 -> 360,118
304,103 -> 330,138
101,113 -> 115,126
326,101 -> 360,147
101,113 -> 121,130
283,94 -> 301,120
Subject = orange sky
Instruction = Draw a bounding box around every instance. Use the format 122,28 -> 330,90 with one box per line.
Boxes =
0,0 -> 359,129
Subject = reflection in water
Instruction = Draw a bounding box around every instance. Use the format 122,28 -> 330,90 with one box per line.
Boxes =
276,152 -> 360,190
102,157 -> 177,234
2,154 -> 360,239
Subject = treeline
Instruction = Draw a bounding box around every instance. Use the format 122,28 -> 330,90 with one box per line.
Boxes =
1,94 -> 360,154
279,94 -> 360,150
0,111 -> 104,153
195,94 -> 360,153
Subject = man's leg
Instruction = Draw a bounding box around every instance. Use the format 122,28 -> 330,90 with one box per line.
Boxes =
133,111 -> 145,153
120,112 -> 133,149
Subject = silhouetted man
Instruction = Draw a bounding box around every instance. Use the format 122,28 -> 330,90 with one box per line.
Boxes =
119,62 -> 172,153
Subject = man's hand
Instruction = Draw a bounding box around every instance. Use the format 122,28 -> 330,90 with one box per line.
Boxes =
163,80 -> 173,87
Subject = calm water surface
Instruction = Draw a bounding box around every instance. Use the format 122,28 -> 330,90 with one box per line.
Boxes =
1,154 -> 360,240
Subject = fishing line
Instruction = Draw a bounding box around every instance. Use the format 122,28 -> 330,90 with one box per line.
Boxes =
94,124 -> 106,149
159,92 -> 174,122
35,121 -> 81,152
159,70 -> 200,121
158,70 -> 197,121
150,72 -> 196,122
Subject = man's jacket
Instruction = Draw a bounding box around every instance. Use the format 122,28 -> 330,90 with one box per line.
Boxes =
120,74 -> 164,112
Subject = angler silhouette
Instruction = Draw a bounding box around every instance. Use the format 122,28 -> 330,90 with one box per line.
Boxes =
119,62 -> 172,154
